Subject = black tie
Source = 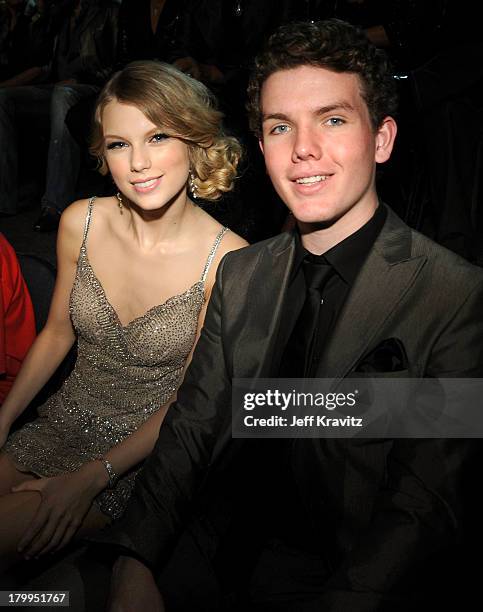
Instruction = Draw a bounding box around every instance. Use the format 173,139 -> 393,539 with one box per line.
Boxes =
281,257 -> 333,377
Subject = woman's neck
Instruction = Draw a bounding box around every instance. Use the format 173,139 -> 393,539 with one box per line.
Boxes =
123,194 -> 198,252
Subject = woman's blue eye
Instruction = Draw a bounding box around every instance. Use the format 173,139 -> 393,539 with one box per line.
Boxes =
106,141 -> 126,150
151,133 -> 169,142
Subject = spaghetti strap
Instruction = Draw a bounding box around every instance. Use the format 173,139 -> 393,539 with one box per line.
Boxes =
80,196 -> 97,251
200,226 -> 229,283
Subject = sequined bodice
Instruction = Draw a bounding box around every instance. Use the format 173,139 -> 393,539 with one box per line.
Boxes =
69,248 -> 205,410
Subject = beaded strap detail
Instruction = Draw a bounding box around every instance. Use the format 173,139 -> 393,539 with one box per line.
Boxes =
201,227 -> 229,283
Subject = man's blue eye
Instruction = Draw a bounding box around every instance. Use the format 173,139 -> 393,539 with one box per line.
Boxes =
327,117 -> 344,126
271,125 -> 290,135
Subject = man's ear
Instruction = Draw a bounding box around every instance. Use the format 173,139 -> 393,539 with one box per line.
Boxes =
258,137 -> 265,155
375,116 -> 397,163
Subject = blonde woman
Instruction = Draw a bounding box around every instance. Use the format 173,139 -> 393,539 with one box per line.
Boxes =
0,61 -> 247,573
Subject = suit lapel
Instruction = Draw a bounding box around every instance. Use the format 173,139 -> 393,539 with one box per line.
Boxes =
233,232 -> 295,378
316,207 -> 427,378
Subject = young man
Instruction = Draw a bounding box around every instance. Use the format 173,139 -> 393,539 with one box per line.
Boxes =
99,20 -> 483,611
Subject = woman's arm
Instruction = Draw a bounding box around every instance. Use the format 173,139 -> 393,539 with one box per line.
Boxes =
0,203 -> 85,438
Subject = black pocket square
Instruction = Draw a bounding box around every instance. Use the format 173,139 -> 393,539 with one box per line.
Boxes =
355,337 -> 409,373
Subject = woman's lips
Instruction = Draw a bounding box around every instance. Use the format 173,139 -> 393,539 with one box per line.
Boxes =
131,177 -> 162,193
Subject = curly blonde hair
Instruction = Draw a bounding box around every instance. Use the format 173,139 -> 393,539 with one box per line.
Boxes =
90,61 -> 242,200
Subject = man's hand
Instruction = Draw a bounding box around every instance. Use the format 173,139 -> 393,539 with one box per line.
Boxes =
108,556 -> 165,612
13,461 -> 107,558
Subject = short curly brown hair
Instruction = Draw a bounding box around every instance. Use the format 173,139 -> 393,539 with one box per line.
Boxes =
247,19 -> 398,138
91,61 -> 242,200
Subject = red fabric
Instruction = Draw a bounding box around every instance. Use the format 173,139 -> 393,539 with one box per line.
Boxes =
0,233 -> 36,404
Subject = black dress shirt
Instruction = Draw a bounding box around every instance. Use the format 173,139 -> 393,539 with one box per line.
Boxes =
278,204 -> 387,378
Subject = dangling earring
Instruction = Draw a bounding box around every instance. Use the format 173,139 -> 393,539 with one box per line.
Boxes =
189,172 -> 198,200
116,192 -> 124,214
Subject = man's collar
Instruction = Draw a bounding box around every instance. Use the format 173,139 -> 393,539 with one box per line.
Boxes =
291,205 -> 387,285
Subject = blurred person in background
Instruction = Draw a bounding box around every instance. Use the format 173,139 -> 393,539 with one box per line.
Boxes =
0,233 -> 35,406
0,0 -> 119,232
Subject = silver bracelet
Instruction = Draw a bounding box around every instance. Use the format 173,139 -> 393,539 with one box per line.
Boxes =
98,457 -> 118,489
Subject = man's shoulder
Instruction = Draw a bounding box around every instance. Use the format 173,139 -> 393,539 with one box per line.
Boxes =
410,226 -> 483,288
382,206 -> 483,290
222,231 -> 293,267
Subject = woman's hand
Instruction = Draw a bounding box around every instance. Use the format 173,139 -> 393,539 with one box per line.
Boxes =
12,461 -> 108,558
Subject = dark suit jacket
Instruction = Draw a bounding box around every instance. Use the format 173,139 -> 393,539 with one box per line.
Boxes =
100,207 -> 483,610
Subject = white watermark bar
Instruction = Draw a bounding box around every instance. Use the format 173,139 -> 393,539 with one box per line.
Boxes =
232,378 -> 483,438
0,592 -> 69,607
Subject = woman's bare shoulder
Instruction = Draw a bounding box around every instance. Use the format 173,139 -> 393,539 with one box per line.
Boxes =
60,196 -> 116,234
218,228 -> 248,256
196,207 -> 249,253
199,213 -> 248,294
57,199 -> 91,257
59,198 -> 89,230
58,197 -> 116,258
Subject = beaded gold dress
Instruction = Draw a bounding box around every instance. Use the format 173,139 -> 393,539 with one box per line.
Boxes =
4,198 -> 228,519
